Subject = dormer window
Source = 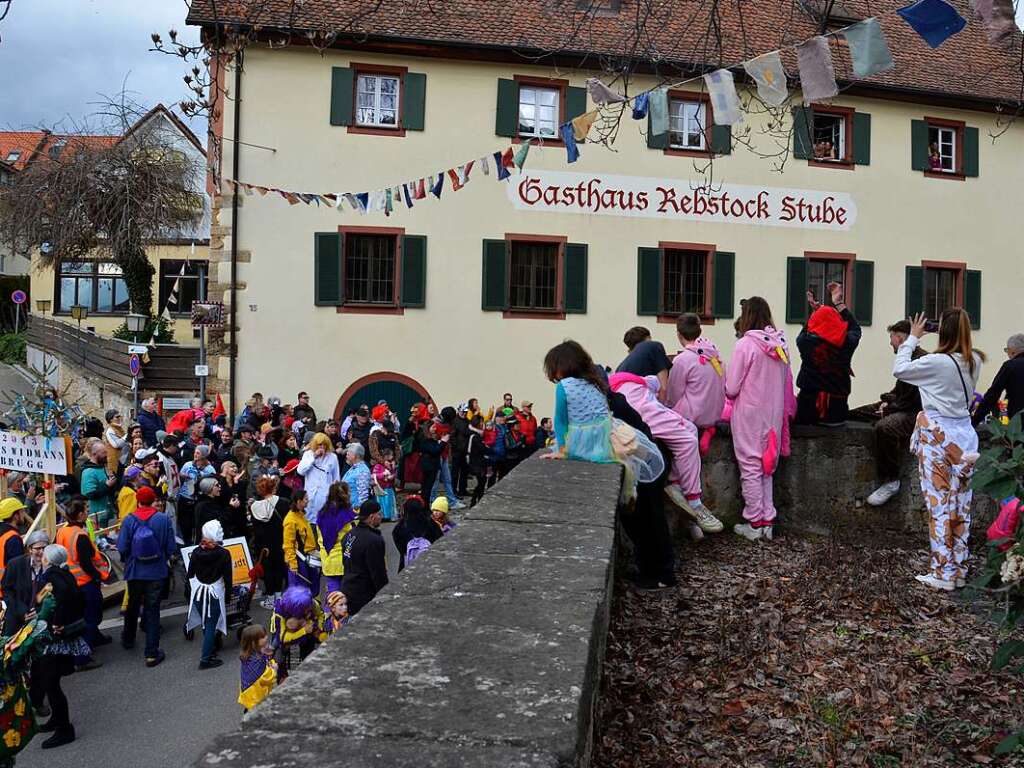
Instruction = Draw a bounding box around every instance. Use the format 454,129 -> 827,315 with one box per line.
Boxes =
4,151 -> 19,163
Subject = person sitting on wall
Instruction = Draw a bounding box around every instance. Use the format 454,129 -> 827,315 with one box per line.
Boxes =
617,326 -> 672,403
856,320 -> 927,507
794,281 -> 862,427
973,332 -> 1024,427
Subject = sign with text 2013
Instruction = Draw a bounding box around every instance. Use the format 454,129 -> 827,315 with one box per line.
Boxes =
0,432 -> 72,474
508,170 -> 857,231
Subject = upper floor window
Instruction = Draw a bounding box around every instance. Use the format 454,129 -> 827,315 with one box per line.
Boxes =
929,124 -> 959,174
356,73 -> 400,129
793,106 -> 870,168
812,111 -> 848,162
4,151 -> 19,163
345,232 -> 397,304
807,257 -> 849,305
57,261 -> 129,314
669,99 -> 707,152
158,260 -> 208,315
911,118 -> 977,179
518,86 -> 559,139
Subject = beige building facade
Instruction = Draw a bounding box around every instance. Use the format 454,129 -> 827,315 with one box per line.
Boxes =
192,6 -> 1023,422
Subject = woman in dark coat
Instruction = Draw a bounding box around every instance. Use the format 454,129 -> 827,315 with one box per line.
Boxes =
414,421 -> 444,502
34,544 -> 89,749
248,474 -> 289,608
795,282 -> 862,426
392,496 -> 441,572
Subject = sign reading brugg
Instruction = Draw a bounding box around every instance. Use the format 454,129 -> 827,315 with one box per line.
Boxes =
509,170 -> 857,231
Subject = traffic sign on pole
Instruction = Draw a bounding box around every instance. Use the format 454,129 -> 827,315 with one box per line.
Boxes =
129,354 -> 141,377
10,290 -> 26,305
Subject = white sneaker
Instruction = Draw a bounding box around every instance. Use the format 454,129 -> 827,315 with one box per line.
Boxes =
762,525 -> 774,541
866,480 -> 901,506
664,484 -> 690,511
687,521 -> 704,541
914,573 -> 955,591
451,500 -> 467,510
733,523 -> 764,542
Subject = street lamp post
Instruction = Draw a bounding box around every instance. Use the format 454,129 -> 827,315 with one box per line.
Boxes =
125,312 -> 147,418
69,304 -> 88,367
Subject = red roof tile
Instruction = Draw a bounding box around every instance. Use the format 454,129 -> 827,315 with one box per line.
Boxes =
0,131 -> 119,170
186,0 -> 1024,106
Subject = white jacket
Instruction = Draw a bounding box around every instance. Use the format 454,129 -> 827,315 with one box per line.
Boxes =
892,336 -> 982,419
297,450 -> 341,522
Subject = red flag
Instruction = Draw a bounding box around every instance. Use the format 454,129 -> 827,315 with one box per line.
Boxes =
448,168 -> 464,192
212,394 -> 226,421
501,148 -> 515,169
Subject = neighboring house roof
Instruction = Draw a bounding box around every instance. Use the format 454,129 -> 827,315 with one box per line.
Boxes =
187,0 -> 1024,107
0,130 -> 118,170
122,103 -> 207,156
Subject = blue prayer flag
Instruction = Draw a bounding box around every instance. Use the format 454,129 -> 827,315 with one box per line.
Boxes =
560,123 -> 580,164
896,0 -> 966,48
431,172 -> 444,198
632,92 -> 649,120
493,151 -> 511,181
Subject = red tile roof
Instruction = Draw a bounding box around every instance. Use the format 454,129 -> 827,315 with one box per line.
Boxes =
0,131 -> 119,170
187,0 -> 1024,106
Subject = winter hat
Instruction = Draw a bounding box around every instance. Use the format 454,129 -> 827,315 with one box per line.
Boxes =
358,498 -> 381,519
807,306 -> 849,348
25,531 -> 49,548
274,586 -> 312,619
135,486 -> 157,505
124,465 -> 142,480
430,496 -> 449,514
135,447 -> 157,462
371,405 -> 388,423
201,519 -> 224,544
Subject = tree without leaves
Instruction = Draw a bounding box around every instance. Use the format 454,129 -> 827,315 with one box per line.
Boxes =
0,105 -> 204,317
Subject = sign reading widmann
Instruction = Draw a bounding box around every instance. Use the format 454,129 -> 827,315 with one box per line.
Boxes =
0,432 -> 72,474
508,170 -> 857,230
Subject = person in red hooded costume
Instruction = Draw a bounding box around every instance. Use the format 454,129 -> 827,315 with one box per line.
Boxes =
795,281 -> 862,426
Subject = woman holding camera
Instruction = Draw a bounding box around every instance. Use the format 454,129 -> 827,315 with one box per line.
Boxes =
893,308 -> 985,591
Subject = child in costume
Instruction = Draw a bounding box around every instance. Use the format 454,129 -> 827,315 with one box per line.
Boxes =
667,313 -> 726,455
430,496 -> 455,535
794,282 -> 861,426
267,586 -> 325,682
543,341 -> 617,464
323,590 -> 350,636
371,450 -> 398,522
282,490 -> 321,597
725,296 -> 796,542
317,483 -> 356,595
185,519 -> 234,670
237,624 -> 277,712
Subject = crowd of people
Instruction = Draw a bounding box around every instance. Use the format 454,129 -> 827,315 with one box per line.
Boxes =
0,385 -> 553,748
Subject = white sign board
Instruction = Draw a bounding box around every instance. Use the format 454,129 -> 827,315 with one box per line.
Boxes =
194,364 -> 209,377
0,432 -> 71,474
128,345 -> 149,355
507,170 -> 857,231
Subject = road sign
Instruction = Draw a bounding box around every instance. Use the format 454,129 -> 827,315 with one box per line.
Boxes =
10,290 -> 26,305
191,302 -> 225,327
129,354 -> 141,377
128,344 -> 148,354
194,364 -> 209,377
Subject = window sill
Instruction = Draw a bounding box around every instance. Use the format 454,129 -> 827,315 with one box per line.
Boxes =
924,170 -> 965,182
336,304 -> 405,316
665,148 -> 713,159
808,159 -> 855,171
502,310 -> 566,320
347,126 -> 407,138
657,314 -> 716,326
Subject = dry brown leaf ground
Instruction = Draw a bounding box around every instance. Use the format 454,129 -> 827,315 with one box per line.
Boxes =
593,531 -> 1024,768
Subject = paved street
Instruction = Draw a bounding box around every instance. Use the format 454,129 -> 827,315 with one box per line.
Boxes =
0,363 -> 34,399
18,521 -> 405,767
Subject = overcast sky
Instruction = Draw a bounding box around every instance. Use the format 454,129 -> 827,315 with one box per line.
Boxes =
0,0 -> 201,134
1,1 -> 1023,136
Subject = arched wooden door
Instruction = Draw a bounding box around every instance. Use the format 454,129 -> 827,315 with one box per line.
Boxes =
333,372 -> 432,426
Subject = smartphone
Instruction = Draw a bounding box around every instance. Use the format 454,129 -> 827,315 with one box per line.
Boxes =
924,319 -> 939,333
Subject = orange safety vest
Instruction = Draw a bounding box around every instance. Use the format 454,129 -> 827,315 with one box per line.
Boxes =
0,528 -> 19,597
56,525 -> 111,587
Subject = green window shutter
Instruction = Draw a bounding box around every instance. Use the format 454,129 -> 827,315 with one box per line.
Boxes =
852,260 -> 874,326
647,113 -> 668,150
905,266 -> 924,318
785,256 -> 808,324
792,106 -> 813,160
711,251 -> 735,318
400,235 -> 427,308
495,79 -> 519,138
563,243 -> 588,314
963,126 -> 980,177
330,67 -> 354,127
637,247 -> 662,316
402,72 -> 427,131
910,119 -> 930,171
481,239 -> 508,311
711,125 -> 732,155
852,112 -> 871,166
314,232 -> 343,306
566,86 -> 587,121
964,269 -> 982,329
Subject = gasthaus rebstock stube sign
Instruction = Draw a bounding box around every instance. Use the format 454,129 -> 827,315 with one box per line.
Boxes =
0,431 -> 73,474
508,170 -> 857,231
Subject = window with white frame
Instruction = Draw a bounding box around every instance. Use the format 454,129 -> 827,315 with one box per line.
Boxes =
356,73 -> 400,128
812,112 -> 846,161
669,99 -> 707,151
928,125 -> 956,173
518,86 -> 559,139
4,151 -> 19,163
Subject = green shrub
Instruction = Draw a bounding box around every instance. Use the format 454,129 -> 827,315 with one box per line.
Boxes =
0,332 -> 26,364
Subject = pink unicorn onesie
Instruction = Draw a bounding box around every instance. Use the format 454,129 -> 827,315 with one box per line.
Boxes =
725,325 -> 796,541
607,371 -> 723,534
668,337 -> 726,455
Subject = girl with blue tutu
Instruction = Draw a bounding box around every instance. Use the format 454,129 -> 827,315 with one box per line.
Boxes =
372,449 -> 398,522
542,341 -> 617,464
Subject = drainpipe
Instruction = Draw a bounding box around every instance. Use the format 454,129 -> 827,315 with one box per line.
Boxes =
229,49 -> 243,424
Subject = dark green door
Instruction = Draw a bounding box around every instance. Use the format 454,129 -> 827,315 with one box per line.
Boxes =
338,376 -> 430,428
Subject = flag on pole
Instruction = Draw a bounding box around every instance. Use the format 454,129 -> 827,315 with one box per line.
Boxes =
743,51 -> 788,107
796,36 -> 838,102
896,0 -> 966,48
843,18 -> 895,78
704,69 -> 743,126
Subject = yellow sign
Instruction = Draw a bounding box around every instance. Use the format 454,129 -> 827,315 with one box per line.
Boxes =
180,536 -> 253,587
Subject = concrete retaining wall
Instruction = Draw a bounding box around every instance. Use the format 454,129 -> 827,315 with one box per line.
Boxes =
195,457 -> 624,768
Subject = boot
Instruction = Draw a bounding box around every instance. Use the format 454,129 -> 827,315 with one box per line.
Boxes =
41,725 -> 75,749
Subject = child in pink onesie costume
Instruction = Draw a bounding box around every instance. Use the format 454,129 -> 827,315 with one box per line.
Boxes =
608,371 -> 723,534
667,313 -> 726,456
725,297 -> 796,542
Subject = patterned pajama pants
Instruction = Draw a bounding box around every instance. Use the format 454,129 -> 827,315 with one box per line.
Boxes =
911,411 -> 978,582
